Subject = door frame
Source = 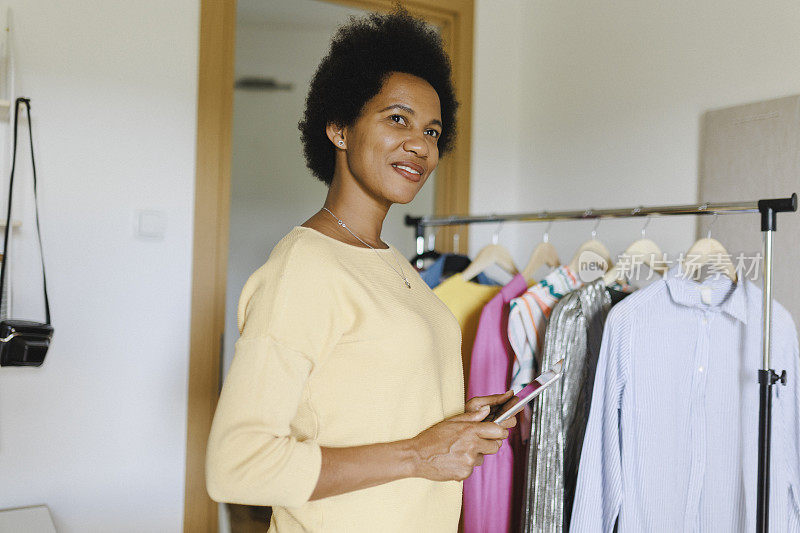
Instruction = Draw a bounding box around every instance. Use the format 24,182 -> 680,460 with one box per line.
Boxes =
183,1 -> 474,530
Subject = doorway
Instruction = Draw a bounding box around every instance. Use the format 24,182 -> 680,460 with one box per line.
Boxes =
185,1 -> 474,531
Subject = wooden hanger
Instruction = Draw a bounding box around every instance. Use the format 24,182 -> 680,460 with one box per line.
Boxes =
602,238 -> 668,285
567,239 -> 612,273
460,244 -> 519,281
684,238 -> 736,282
602,217 -> 667,285
522,222 -> 560,283
683,213 -> 737,282
567,218 -> 612,274
684,238 -> 737,282
460,222 -> 519,282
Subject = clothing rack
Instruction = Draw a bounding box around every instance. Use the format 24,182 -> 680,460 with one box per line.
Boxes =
405,194 -> 798,533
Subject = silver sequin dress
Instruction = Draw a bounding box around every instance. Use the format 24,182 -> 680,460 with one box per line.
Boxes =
521,280 -> 617,532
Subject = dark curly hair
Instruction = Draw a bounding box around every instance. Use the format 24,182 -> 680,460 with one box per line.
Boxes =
298,8 -> 458,186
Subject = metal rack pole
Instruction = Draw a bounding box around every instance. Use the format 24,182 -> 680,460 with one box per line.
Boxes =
406,193 -> 798,533
755,194 -> 797,532
404,199 -> 760,230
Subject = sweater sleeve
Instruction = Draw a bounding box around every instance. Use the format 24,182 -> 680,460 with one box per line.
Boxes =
205,237 -> 341,507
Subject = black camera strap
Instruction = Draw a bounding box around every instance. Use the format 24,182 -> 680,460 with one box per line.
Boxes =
0,97 -> 51,325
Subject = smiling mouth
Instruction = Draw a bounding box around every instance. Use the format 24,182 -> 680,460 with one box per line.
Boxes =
392,163 -> 422,175
391,163 -> 423,183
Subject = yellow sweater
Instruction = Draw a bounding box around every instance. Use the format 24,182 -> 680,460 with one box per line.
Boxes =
206,226 -> 465,532
433,275 -> 500,389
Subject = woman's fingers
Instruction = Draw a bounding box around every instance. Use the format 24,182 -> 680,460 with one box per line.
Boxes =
476,437 -> 503,456
475,421 -> 508,440
498,415 -> 517,430
449,405 -> 490,422
465,390 -> 515,412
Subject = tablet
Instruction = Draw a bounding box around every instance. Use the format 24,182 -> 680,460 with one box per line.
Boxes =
483,359 -> 564,424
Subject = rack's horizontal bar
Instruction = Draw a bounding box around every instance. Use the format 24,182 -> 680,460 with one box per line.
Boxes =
405,200 -> 763,228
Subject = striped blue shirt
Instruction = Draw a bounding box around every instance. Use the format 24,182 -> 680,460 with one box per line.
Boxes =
571,267 -> 800,532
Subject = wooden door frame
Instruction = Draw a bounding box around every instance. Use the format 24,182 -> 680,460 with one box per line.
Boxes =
183,1 -> 474,530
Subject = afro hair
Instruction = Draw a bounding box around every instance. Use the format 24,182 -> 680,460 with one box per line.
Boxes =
298,8 -> 458,186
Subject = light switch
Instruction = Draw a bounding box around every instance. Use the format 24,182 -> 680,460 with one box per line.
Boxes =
136,210 -> 166,240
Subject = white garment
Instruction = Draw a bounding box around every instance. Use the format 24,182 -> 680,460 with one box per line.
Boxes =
571,267 -> 800,532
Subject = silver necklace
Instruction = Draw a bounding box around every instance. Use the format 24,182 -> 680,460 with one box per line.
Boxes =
322,207 -> 411,289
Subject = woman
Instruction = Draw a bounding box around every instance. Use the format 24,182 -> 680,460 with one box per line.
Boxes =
206,9 -> 516,532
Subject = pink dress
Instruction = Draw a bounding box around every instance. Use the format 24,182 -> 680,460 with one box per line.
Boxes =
463,274 -> 528,533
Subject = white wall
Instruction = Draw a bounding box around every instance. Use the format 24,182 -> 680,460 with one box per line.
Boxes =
470,0 -> 800,274
0,1 -> 199,532
469,1 -> 528,262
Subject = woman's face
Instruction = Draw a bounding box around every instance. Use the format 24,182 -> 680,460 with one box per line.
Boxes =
335,72 -> 443,205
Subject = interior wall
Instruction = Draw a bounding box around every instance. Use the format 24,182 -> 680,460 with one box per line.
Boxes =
0,1 -> 199,532
470,0 -> 800,274
468,1 -> 526,261
699,95 -> 800,331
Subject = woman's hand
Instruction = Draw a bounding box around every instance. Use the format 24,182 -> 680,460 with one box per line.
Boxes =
408,391 -> 519,483
465,390 -> 519,431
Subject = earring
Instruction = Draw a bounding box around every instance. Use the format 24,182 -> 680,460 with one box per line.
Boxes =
338,140 -> 344,146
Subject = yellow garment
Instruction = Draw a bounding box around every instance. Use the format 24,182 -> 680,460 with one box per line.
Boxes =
206,226 -> 464,532
433,275 -> 501,392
